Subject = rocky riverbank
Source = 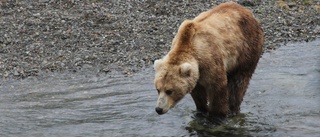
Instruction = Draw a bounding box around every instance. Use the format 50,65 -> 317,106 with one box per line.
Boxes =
0,0 -> 319,79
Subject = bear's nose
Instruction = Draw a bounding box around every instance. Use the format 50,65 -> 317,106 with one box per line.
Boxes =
155,107 -> 164,115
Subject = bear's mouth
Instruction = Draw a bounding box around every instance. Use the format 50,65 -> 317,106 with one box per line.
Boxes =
155,102 -> 175,115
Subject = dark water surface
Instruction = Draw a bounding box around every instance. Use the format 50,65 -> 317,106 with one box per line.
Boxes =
1,39 -> 319,137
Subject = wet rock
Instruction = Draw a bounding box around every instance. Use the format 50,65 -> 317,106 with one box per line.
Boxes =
3,71 -> 10,78
101,68 -> 111,74
26,69 -> 39,74
288,2 -> 297,8
237,0 -> 255,7
13,67 -> 19,76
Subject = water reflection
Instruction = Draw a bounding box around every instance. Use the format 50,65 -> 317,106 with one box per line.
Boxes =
0,39 -> 319,136
186,112 -> 277,136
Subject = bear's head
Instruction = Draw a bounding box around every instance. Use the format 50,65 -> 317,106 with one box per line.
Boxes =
153,57 -> 199,115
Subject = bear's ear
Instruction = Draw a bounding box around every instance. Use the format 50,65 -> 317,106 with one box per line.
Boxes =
154,59 -> 163,71
177,20 -> 196,46
179,62 -> 192,77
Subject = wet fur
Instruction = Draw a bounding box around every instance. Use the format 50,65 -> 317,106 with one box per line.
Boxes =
155,2 -> 263,118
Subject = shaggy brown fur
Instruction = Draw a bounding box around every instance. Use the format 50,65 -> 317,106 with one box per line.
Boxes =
154,2 -> 263,118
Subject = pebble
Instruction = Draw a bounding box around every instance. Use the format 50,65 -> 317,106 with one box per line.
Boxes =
33,13 -> 40,17
13,67 -> 19,76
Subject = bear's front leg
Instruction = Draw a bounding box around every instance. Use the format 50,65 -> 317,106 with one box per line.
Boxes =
191,83 -> 208,113
207,73 -> 229,118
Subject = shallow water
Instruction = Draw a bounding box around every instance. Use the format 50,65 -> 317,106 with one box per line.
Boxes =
0,39 -> 319,137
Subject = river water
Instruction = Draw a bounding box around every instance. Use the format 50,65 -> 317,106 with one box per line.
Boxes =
0,39 -> 319,137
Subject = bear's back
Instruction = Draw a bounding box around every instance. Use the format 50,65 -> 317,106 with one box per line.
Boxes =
191,2 -> 263,72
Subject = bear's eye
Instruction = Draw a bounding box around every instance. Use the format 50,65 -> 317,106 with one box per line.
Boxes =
165,90 -> 173,95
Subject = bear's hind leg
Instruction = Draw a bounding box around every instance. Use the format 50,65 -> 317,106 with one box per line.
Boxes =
227,71 -> 252,116
191,84 -> 208,113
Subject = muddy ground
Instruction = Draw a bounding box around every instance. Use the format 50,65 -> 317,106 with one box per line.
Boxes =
0,0 -> 319,79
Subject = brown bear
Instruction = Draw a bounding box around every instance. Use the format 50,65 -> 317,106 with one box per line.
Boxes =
153,2 -> 263,118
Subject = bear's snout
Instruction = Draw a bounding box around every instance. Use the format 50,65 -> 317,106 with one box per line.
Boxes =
155,107 -> 164,115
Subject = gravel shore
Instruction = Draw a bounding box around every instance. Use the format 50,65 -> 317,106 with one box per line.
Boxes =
0,0 -> 319,79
